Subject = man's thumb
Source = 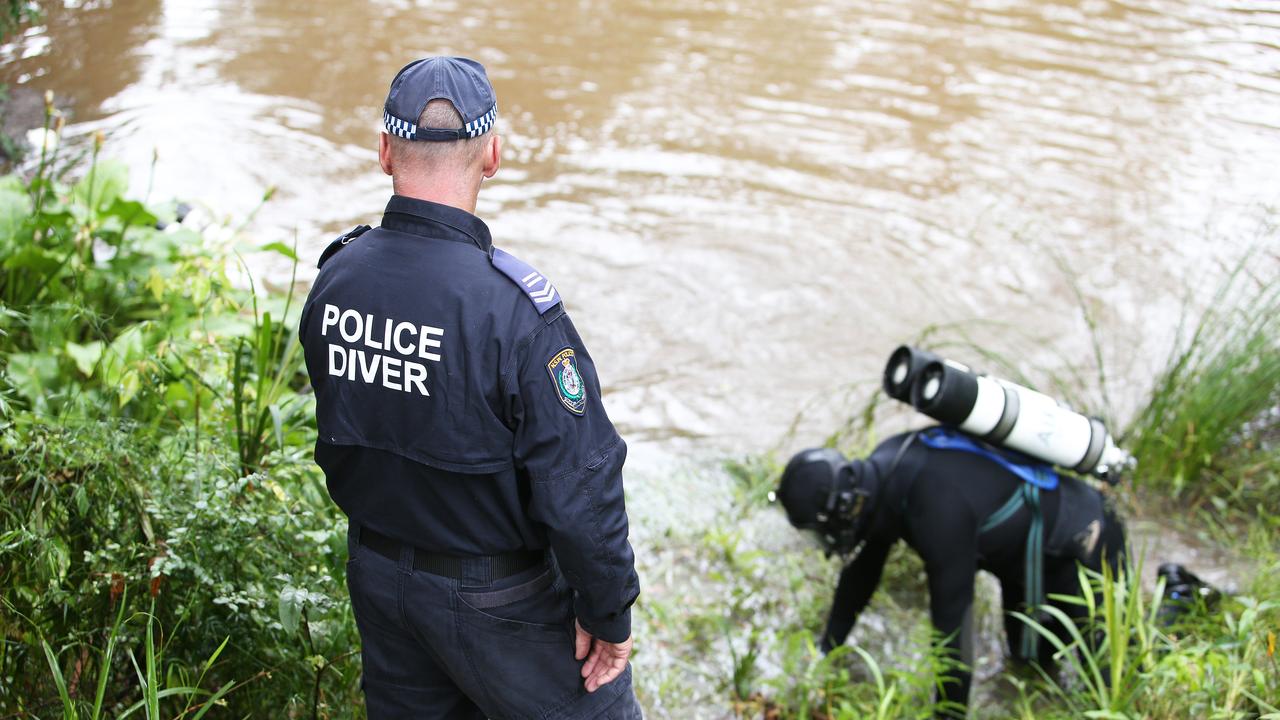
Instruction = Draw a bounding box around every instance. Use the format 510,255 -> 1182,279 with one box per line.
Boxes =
574,620 -> 592,661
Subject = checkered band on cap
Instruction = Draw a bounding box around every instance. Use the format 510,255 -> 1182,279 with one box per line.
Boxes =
383,111 -> 418,140
463,104 -> 497,138
383,103 -> 498,142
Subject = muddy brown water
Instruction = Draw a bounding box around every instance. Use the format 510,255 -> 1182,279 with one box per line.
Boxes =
8,0 -> 1280,461
5,0 -> 1278,715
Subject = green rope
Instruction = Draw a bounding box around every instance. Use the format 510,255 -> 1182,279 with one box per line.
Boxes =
979,483 -> 1045,661
1020,484 -> 1043,660
979,490 -> 1025,533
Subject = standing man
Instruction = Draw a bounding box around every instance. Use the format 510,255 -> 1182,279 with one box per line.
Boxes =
299,57 -> 642,719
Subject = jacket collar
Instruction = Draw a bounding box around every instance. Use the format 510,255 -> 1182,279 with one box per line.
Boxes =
380,195 -> 493,253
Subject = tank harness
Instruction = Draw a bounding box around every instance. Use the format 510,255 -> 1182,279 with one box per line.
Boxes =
891,427 -> 1059,660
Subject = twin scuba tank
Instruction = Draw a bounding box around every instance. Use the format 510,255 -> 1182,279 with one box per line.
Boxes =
883,345 -> 1134,483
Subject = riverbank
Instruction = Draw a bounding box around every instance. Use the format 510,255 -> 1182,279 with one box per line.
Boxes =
1,143 -> 1276,718
625,431 -> 1278,718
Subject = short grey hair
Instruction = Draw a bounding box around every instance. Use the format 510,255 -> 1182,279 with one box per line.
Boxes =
388,99 -> 489,167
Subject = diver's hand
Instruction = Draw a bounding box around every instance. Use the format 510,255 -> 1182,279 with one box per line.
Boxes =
574,619 -> 632,692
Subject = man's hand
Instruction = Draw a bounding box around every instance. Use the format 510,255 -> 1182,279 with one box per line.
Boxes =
574,619 -> 632,692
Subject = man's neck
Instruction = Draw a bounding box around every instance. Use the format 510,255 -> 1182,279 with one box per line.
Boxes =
392,178 -> 481,215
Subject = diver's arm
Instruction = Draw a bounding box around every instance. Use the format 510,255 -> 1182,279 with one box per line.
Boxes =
821,538 -> 894,652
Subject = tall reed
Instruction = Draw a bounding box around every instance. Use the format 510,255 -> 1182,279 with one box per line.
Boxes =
1123,257 -> 1280,513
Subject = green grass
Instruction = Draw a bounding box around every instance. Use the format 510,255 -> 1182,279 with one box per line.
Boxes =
1123,258 -> 1280,516
1012,555 -> 1279,719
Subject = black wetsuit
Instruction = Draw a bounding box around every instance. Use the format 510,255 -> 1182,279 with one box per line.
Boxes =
822,431 -> 1126,715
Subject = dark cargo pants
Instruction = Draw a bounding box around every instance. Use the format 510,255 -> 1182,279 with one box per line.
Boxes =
345,525 -> 642,719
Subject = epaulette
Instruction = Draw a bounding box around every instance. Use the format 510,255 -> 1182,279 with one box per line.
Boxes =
317,224 -> 372,269
491,247 -> 561,315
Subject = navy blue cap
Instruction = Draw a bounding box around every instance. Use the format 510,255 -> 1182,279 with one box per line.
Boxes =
383,57 -> 498,142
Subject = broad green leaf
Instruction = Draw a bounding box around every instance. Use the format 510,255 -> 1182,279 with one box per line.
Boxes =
0,180 -> 31,245
5,352 -> 59,409
3,244 -> 62,275
145,268 -> 166,300
278,586 -> 302,635
117,369 -> 141,407
65,339 -> 104,377
71,159 -> 130,214
104,197 -> 158,230
259,241 -> 298,261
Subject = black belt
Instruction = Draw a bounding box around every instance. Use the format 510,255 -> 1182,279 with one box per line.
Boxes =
356,527 -> 544,580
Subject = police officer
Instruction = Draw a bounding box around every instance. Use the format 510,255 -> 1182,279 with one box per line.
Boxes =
299,57 -> 642,719
776,427 -> 1126,717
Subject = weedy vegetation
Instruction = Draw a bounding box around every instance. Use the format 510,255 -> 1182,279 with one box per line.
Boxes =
0,98 -> 360,716
1123,258 -> 1280,519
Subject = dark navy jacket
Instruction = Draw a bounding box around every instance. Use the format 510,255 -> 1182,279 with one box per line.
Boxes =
299,195 -> 639,642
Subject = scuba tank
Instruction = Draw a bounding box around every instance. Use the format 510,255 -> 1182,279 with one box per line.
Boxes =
883,346 -> 946,402
884,345 -> 1134,482
882,345 -> 983,402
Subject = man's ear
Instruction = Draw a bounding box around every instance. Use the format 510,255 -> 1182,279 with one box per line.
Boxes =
482,134 -> 501,179
378,132 -> 394,176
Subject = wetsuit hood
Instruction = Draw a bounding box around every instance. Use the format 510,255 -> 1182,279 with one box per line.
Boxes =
777,449 -> 881,556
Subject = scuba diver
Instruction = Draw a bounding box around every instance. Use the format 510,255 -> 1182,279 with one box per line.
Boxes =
776,347 -> 1133,716
777,428 -> 1127,715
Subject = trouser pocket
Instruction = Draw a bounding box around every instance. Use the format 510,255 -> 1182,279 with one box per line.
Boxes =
454,567 -> 588,718
456,567 -> 572,639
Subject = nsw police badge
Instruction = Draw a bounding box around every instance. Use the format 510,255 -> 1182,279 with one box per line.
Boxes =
546,347 -> 586,415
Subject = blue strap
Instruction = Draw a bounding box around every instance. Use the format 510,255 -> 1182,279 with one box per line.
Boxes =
917,427 -> 1059,490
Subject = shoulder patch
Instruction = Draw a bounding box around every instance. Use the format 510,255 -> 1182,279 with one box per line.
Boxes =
546,347 -> 587,415
492,247 -> 561,315
317,224 -> 372,269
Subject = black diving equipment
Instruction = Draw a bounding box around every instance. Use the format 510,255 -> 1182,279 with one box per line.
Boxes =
884,345 -> 947,402
883,347 -> 1134,482
1156,563 -> 1222,625
775,448 -> 876,557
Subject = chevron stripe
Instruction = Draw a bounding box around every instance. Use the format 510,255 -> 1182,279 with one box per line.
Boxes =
531,282 -> 558,304
491,247 -> 560,316
528,279 -> 552,298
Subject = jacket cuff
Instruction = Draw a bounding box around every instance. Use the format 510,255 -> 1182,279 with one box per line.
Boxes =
577,606 -> 632,644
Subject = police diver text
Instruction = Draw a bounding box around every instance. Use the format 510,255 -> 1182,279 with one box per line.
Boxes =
320,304 -> 442,396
